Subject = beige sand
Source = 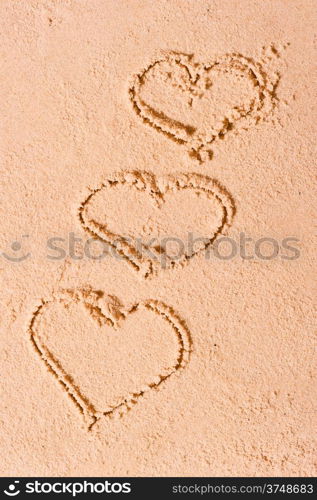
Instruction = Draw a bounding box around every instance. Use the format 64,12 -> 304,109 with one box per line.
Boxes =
1,0 -> 316,477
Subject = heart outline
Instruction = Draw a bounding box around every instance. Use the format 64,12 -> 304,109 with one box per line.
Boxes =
28,288 -> 192,430
78,171 -> 235,278
130,51 -> 278,161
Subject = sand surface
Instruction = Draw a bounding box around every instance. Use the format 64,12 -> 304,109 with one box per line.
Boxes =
1,0 -> 316,476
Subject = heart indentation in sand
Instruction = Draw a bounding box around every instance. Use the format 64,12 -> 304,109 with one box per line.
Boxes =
130,52 -> 278,160
29,288 -> 191,429
79,172 -> 235,277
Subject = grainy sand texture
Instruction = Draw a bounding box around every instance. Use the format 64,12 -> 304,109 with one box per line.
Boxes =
1,0 -> 316,476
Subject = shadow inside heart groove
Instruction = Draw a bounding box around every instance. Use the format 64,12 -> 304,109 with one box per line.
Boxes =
29,288 -> 192,430
78,171 -> 235,278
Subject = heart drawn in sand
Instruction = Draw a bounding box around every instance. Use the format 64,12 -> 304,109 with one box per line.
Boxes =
130,52 -> 277,160
78,171 -> 235,277
29,288 -> 191,429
